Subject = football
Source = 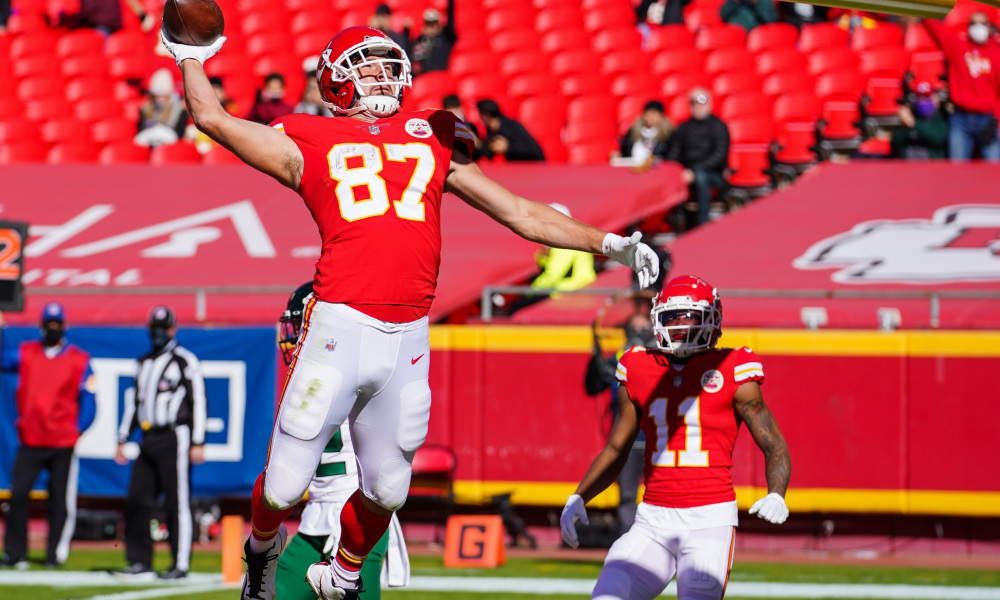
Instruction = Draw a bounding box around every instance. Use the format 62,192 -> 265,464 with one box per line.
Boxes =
162,0 -> 225,46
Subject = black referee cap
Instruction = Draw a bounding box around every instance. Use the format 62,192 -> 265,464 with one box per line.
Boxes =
149,305 -> 176,328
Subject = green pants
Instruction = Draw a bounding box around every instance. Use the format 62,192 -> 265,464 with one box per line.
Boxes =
275,529 -> 389,600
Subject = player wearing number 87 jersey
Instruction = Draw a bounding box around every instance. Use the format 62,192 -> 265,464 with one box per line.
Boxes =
160,23 -> 661,600
561,275 -> 791,600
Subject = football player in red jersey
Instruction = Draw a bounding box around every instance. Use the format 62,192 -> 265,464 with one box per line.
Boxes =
561,275 -> 791,600
159,26 -> 660,600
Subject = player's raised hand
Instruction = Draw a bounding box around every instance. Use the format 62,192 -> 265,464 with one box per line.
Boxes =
602,232 -> 659,289
749,493 -> 789,524
560,494 -> 589,549
159,30 -> 226,66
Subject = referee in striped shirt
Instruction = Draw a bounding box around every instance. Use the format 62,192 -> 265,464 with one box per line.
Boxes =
113,306 -> 206,581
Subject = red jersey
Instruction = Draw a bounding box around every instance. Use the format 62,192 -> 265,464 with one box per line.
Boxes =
616,346 -> 765,508
275,109 -> 476,322
926,21 -> 1000,114
16,341 -> 91,448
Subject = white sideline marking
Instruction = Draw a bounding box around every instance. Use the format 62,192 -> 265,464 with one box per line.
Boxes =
2,571 -> 1000,599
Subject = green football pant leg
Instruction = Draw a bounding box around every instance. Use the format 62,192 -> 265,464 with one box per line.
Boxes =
358,528 -> 391,600
275,529 -> 391,600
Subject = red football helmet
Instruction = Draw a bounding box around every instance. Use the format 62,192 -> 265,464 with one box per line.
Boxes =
650,275 -> 722,357
316,26 -> 411,117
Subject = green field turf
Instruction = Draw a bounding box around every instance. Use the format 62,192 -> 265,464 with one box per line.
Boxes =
2,548 -> 998,600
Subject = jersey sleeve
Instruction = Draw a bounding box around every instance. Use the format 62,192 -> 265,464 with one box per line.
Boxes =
427,109 -> 476,158
732,347 -> 764,385
615,349 -> 630,383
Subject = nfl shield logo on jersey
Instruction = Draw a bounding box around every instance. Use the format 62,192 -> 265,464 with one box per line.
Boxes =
405,118 -> 433,138
368,125 -> 381,135
324,338 -> 337,352
673,375 -> 683,387
701,370 -> 724,393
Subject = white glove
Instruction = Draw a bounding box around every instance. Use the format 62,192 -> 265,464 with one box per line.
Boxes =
602,232 -> 659,289
749,493 -> 788,524
560,494 -> 588,549
160,30 -> 226,66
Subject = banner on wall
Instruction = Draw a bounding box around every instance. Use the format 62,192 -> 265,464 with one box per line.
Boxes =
0,326 -> 277,498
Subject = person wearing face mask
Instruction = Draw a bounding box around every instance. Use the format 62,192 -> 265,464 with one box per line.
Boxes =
925,13 -> 1000,161
249,73 -> 295,125
1,303 -> 96,569
135,68 -> 189,147
114,306 -> 206,581
891,80 -> 949,160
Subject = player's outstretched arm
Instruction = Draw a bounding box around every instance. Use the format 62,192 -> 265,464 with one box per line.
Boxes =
162,34 -> 304,190
574,386 -> 641,503
735,381 -> 792,523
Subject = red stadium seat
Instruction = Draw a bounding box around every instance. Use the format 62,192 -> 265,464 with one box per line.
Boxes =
568,96 -> 615,123
75,99 -> 124,123
205,54 -> 256,80
696,25 -> 747,51
0,97 -> 24,120
593,28 -> 642,54
63,55 -> 108,78
705,48 -> 754,77
807,48 -> 859,76
651,48 -> 705,77
747,23 -> 798,54
584,7 -> 634,31
661,71 -> 710,99
864,77 -> 903,118
290,10 -> 337,36
616,96 -> 650,129
99,142 -> 150,164
247,33 -> 295,58
799,23 -> 849,53
903,23 -> 937,52
238,0 -> 276,13
610,74 -> 658,101
486,7 -> 533,33
859,47 -> 909,79
754,50 -> 807,77
48,142 -> 100,164
105,31 -> 152,58
41,118 -> 92,145
541,30 -> 592,55
242,12 -> 291,37
728,118 -> 774,143
560,74 -> 608,100
17,77 -> 64,102
66,77 -> 112,103
645,25 -> 696,52
9,32 -> 59,60
685,6 -> 722,29
820,100 -> 861,141
0,119 -> 41,143
720,93 -> 771,122
602,51 -> 649,78
203,145 -> 245,165
456,75 -> 506,101
728,144 -> 771,189
449,51 -> 500,78
500,52 -> 544,78
774,121 -> 816,165
851,23 -> 903,52
92,118 -> 137,145
24,98 -> 66,122
569,142 -> 613,165
56,30 -> 106,58
6,13 -> 49,35
909,51 -> 946,88
667,95 -> 691,123
551,51 -> 598,77
0,143 -> 48,164
564,119 -> 616,145
491,30 -> 540,55
253,55 -> 301,78
294,31 -> 336,59
815,71 -> 865,101
536,9 -> 584,35
712,72 -> 762,100
0,76 -> 14,98
150,142 -> 202,164
109,56 -> 149,81
508,73 -> 561,100
773,92 -> 822,123
14,56 -> 62,80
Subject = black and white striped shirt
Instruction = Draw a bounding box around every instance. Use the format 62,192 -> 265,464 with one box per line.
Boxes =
117,339 -> 207,445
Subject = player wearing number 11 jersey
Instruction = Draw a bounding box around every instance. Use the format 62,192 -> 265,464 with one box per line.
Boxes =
561,276 -> 791,600
160,24 -> 660,600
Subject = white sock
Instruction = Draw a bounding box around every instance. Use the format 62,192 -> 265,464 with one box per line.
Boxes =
330,558 -> 361,585
248,533 -> 275,554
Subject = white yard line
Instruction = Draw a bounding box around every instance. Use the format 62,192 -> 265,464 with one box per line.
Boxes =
2,571 -> 999,599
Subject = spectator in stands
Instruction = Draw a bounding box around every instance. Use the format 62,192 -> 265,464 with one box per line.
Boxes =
667,89 -> 730,227
720,0 -> 777,32
369,4 -> 411,59
477,99 -> 546,162
135,69 -> 189,147
58,0 -> 125,35
443,95 -> 481,157
829,9 -> 885,31
531,204 -> 597,292
0,0 -> 10,32
635,0 -> 690,27
925,13 -> 1000,162
777,2 -> 829,29
249,73 -> 294,125
617,100 -> 673,167
294,57 -> 333,117
411,0 -> 456,75
891,80 -> 948,160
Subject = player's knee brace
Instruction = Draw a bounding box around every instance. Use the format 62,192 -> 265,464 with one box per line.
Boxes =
279,361 -> 343,442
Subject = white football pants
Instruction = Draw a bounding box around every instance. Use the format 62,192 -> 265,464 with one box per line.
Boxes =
593,505 -> 735,600
263,300 -> 431,513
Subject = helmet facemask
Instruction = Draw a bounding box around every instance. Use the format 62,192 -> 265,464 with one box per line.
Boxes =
278,310 -> 302,367
319,37 -> 411,118
651,302 -> 721,358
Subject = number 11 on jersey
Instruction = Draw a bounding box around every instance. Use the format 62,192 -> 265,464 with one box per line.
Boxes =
649,396 -> 710,468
